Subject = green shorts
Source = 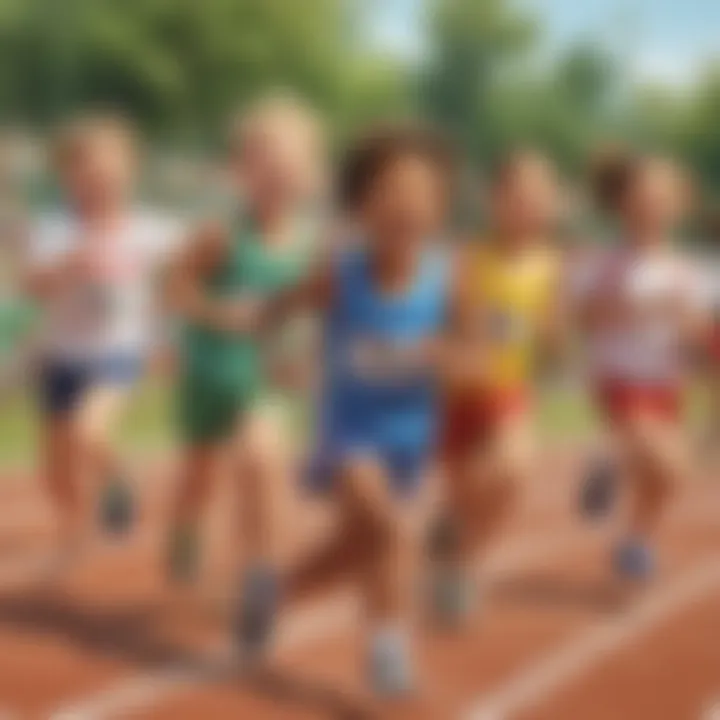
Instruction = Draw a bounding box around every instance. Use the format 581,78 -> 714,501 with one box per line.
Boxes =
177,374 -> 304,445
177,373 -> 255,444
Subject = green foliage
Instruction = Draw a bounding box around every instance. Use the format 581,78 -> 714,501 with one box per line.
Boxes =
0,0 -> 717,190
0,0 -> 359,141
418,0 -> 536,157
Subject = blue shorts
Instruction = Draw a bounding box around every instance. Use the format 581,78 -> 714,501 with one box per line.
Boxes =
305,440 -> 429,499
38,353 -> 143,416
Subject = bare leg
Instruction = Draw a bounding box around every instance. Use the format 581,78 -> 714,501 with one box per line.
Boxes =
327,457 -> 419,695
41,414 -> 85,548
168,442 -> 225,582
234,407 -> 292,570
619,414 -> 686,538
73,386 -> 133,533
448,415 -> 531,565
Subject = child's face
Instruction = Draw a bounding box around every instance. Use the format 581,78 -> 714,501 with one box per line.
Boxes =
60,135 -> 135,213
622,160 -> 689,239
360,155 -> 447,256
233,116 -> 321,216
490,158 -> 560,240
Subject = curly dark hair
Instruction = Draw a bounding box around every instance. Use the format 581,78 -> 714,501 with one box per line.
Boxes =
339,122 -> 455,209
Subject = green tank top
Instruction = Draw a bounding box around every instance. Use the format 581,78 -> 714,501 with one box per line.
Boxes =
182,217 -> 317,388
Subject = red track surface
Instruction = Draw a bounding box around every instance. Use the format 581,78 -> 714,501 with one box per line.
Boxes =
0,451 -> 717,720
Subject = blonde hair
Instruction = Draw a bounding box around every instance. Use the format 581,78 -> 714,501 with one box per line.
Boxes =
229,91 -> 324,157
50,111 -> 139,171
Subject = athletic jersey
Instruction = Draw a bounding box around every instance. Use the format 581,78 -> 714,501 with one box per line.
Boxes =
28,209 -> 182,361
571,246 -> 706,383
319,247 -> 449,453
458,241 -> 559,390
182,216 -> 317,387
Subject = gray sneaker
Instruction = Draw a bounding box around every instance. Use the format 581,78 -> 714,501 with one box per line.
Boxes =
167,524 -> 200,584
233,565 -> 280,661
430,564 -> 477,627
367,633 -> 415,698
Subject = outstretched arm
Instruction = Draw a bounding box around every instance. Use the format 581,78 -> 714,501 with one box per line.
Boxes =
164,220 -> 258,333
261,257 -> 335,332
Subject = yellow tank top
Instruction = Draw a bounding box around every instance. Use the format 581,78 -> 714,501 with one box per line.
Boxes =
463,241 -> 558,390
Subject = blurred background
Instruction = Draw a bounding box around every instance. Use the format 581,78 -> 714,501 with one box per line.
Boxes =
1,0 -> 719,462
0,4 -> 717,718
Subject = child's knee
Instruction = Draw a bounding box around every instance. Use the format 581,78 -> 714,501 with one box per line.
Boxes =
339,457 -> 395,542
241,414 -> 287,472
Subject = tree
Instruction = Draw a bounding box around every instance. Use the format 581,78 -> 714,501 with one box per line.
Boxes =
418,0 -> 537,157
0,0 -> 365,142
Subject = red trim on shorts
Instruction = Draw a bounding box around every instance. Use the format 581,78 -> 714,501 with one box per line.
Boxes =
709,322 -> 720,363
595,379 -> 682,424
440,386 -> 530,458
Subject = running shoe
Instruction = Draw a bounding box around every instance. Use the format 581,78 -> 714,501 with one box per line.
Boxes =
167,523 -> 200,584
613,539 -> 656,581
233,565 -> 280,661
367,630 -> 415,698
99,475 -> 135,535
430,564 -> 477,626
426,514 -> 475,625
579,456 -> 617,520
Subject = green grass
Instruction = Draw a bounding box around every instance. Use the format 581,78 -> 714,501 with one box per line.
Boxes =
0,378 -> 175,469
0,379 -> 709,470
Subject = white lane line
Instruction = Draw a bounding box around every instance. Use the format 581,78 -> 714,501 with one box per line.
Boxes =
49,496 -> 718,720
50,526 -> 609,720
464,557 -> 720,720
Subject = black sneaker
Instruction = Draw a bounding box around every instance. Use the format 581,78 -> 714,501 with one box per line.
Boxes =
579,457 -> 617,520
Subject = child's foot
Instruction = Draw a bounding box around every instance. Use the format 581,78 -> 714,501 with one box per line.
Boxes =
167,523 -> 200,584
579,456 -> 617,520
233,564 -> 280,662
99,475 -> 135,535
426,515 -> 475,625
613,539 -> 656,581
367,628 -> 415,698
430,564 -> 476,626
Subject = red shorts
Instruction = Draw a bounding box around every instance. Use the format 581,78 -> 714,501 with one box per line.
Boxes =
440,386 -> 529,458
709,323 -> 720,363
595,379 -> 682,424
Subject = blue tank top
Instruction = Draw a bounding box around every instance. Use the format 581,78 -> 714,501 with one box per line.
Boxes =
320,247 -> 448,452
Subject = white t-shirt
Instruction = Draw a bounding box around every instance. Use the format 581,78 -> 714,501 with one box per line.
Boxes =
569,246 -> 707,383
29,208 -> 183,361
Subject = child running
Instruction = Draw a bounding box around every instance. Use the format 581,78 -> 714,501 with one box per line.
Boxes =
430,150 -> 562,624
166,94 -> 325,583
22,113 -> 181,555
574,152 -> 707,579
236,124 -> 455,696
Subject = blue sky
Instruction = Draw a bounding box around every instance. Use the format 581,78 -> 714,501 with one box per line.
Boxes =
370,0 -> 720,86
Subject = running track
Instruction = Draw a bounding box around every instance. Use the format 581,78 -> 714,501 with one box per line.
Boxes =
0,449 -> 717,720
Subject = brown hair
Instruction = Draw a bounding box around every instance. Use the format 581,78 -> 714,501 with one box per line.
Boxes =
589,147 -> 640,212
339,122 -> 455,209
488,148 -> 554,187
228,91 -> 324,156
590,148 -> 693,214
51,112 -> 139,171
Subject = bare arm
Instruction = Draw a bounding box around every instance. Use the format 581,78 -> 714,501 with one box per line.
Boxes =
261,257 -> 334,333
434,245 -> 487,383
164,220 -> 246,332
